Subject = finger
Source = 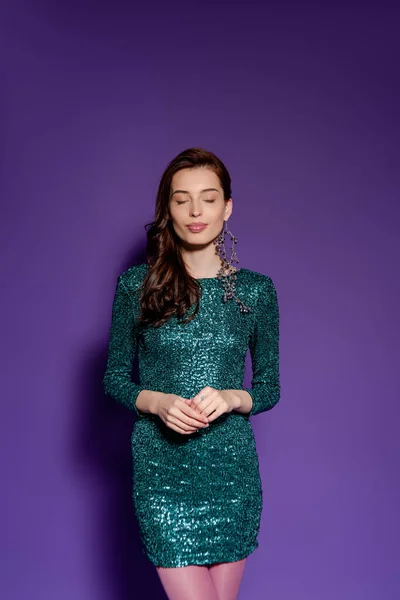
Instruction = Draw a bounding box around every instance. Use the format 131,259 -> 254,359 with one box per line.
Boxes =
191,387 -> 214,402
178,403 -> 209,423
195,398 -> 218,418
188,403 -> 208,418
173,412 -> 209,429
203,403 -> 224,421
192,398 -> 214,415
169,407 -> 209,429
167,421 -> 197,435
205,408 -> 223,423
167,415 -> 199,432
184,399 -> 198,411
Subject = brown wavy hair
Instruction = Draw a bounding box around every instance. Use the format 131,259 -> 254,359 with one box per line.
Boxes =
137,147 -> 232,328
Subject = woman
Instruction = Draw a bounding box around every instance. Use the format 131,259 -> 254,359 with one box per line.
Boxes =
103,147 -> 280,600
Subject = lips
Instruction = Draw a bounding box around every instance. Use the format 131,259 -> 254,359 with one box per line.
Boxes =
187,223 -> 207,232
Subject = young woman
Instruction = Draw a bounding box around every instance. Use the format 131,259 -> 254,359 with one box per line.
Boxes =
103,147 -> 280,600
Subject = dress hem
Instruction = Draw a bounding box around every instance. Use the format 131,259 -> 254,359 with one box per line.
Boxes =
146,541 -> 259,569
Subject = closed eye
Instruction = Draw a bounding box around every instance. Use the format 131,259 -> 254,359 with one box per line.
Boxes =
176,199 -> 216,205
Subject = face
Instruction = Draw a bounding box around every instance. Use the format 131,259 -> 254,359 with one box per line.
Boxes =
168,167 -> 232,248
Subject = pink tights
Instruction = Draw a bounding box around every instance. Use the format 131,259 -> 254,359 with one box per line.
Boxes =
156,558 -> 247,600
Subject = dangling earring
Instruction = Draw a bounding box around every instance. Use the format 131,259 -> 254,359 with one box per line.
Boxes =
213,219 -> 252,314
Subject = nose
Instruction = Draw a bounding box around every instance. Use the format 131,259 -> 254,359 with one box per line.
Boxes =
189,202 -> 202,217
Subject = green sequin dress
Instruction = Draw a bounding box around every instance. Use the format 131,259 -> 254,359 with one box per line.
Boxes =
103,263 -> 280,568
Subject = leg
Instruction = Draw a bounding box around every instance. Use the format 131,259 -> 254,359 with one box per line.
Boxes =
156,564 -> 219,600
208,558 -> 247,600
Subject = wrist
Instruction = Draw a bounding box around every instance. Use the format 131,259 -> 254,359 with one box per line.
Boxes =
136,390 -> 164,416
223,389 -> 252,414
148,391 -> 165,415
223,390 -> 241,411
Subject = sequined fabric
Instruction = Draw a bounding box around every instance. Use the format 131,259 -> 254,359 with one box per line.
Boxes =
103,263 -> 280,568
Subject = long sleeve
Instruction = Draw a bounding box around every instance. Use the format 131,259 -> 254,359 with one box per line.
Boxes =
242,275 -> 280,417
102,275 -> 146,417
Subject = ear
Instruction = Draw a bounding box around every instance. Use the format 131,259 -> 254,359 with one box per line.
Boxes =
224,198 -> 233,219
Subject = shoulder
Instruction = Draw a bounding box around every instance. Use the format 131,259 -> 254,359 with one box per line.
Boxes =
118,262 -> 148,292
239,268 -> 278,307
239,267 -> 275,289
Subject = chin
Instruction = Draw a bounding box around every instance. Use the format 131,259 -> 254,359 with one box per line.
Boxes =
188,232 -> 217,244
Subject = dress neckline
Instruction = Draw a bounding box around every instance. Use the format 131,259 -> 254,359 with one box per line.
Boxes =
195,268 -> 242,281
143,263 -> 242,281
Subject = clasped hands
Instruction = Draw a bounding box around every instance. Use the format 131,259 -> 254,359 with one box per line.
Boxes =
158,386 -> 238,435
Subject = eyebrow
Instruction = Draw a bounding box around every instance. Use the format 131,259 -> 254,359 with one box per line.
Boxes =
171,188 -> 219,197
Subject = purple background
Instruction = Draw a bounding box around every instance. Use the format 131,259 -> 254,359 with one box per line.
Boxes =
1,1 -> 399,599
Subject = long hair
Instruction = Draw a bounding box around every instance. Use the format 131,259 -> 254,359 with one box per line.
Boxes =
137,147 -> 232,328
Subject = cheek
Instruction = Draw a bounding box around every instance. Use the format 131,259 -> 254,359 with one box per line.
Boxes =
170,215 -> 190,239
169,208 -> 184,227
173,215 -> 187,230
210,204 -> 226,219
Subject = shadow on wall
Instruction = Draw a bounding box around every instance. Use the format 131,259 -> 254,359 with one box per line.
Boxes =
71,248 -> 167,600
